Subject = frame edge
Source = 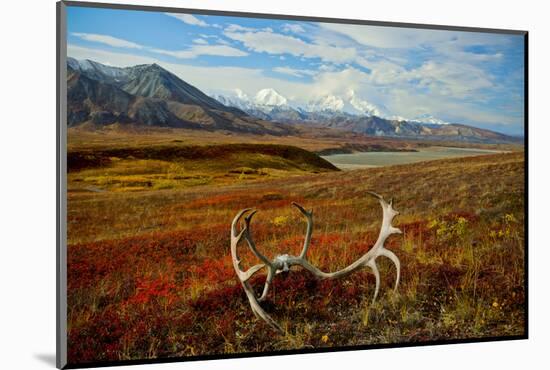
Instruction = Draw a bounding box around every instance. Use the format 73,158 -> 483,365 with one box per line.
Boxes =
57,1 -> 68,369
62,0 -> 527,35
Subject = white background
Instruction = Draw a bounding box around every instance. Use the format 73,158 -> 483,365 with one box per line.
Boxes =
0,0 -> 547,369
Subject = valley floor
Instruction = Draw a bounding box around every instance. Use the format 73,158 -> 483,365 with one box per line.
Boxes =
66,149 -> 526,365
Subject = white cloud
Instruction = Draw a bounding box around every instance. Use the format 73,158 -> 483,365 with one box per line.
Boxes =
165,13 -> 208,27
434,41 -> 505,64
273,66 -> 317,77
150,44 -> 248,59
310,67 -> 369,97
71,33 -> 143,49
72,30 -> 246,60
225,24 -> 255,32
321,23 -> 512,73
225,28 -> 357,64
355,55 -> 494,99
408,61 -> 493,97
320,23 -> 438,49
282,23 -> 306,33
357,58 -> 407,85
319,64 -> 338,72
306,94 -> 345,112
346,89 -> 384,116
192,38 -> 208,45
198,34 -> 231,45
320,23 -> 508,50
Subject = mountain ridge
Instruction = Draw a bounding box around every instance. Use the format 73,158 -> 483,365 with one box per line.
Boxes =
66,58 -> 521,144
66,58 -> 293,135
210,89 -> 522,144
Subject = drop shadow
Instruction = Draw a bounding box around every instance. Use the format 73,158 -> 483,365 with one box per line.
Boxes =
34,353 -> 56,367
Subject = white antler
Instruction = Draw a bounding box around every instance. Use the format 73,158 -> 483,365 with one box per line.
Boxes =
229,192 -> 402,332
231,209 -> 283,333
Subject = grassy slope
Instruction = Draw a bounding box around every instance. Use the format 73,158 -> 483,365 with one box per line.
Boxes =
68,143 -> 338,193
67,150 -> 525,364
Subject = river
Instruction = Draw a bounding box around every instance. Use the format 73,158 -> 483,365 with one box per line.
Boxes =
321,146 -> 505,170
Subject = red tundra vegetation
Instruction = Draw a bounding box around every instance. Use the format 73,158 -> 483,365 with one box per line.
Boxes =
66,139 -> 525,365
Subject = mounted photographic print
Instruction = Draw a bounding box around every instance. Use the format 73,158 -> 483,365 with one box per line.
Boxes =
56,1 -> 528,368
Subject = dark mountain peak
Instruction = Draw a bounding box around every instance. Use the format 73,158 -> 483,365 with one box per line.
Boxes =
121,63 -> 243,113
65,58 -> 295,135
129,62 -> 166,74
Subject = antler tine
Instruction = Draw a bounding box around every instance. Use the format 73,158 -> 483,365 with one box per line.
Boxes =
366,190 -> 383,199
242,281 -> 283,333
292,202 -> 313,259
231,209 -> 282,332
230,208 -> 266,283
367,191 -> 402,236
366,191 -> 397,215
366,259 -> 381,304
231,208 -> 250,268
258,266 -> 275,302
367,192 -> 402,294
242,210 -> 280,301
380,248 -> 401,291
231,208 -> 252,239
243,210 -> 273,268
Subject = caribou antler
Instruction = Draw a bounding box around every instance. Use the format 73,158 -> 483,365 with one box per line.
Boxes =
229,192 -> 402,332
231,209 -> 283,333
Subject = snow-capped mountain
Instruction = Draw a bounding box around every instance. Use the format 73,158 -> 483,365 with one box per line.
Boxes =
209,87 -> 519,143
254,88 -> 288,108
408,114 -> 450,126
211,88 -> 303,120
211,88 -> 398,123
67,57 -> 129,83
210,89 -> 256,112
210,87 -> 403,123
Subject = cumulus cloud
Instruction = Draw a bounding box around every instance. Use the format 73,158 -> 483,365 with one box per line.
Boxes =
224,28 -> 357,64
306,94 -> 345,112
346,89 -> 384,116
408,61 -> 493,97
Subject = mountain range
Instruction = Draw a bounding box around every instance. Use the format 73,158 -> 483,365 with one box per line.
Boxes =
210,88 -> 520,143
66,58 -> 292,135
66,58 -> 521,144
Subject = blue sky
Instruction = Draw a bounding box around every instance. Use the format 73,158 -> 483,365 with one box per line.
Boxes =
67,6 -> 525,135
